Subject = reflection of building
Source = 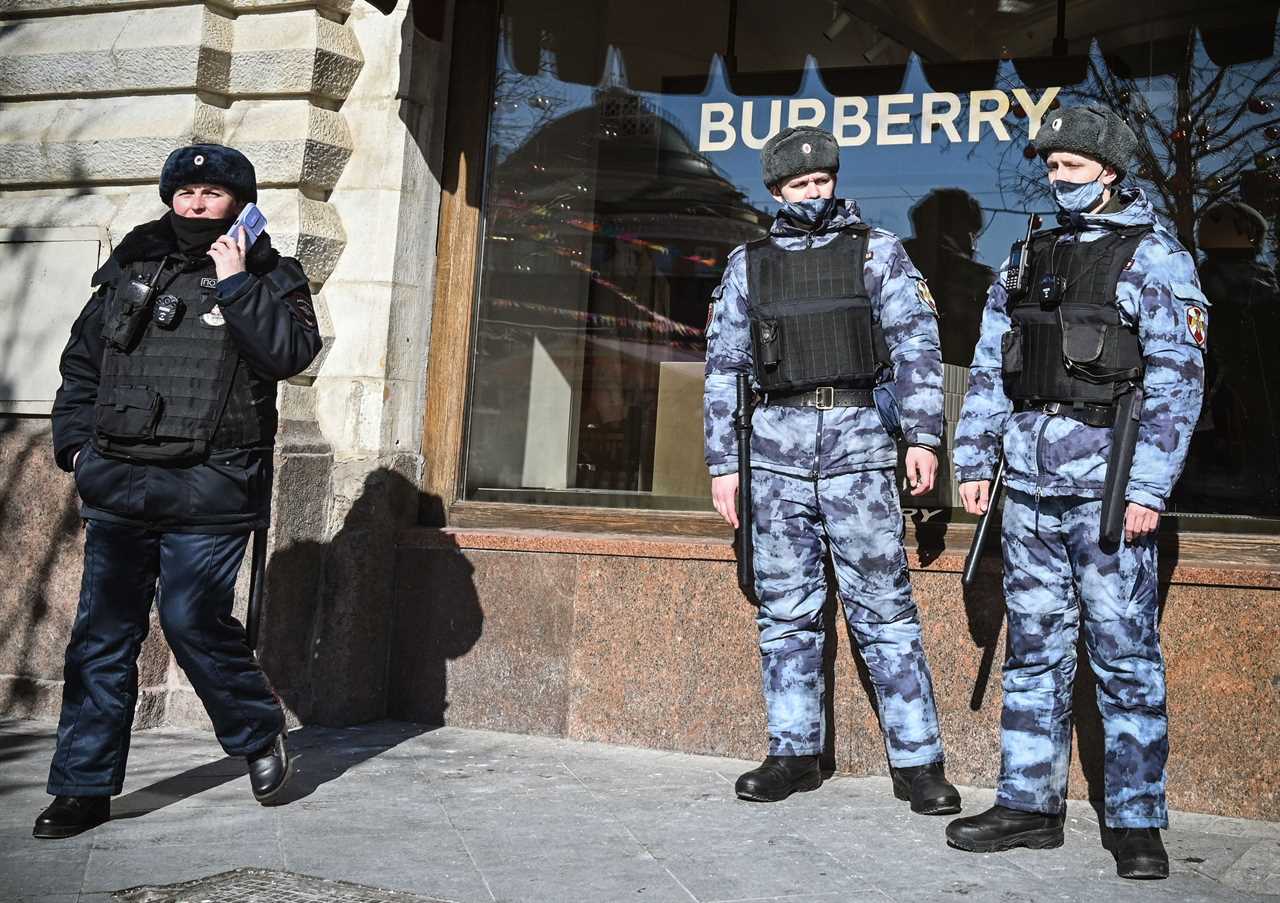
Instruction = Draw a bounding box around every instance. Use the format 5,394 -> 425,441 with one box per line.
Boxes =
467,86 -> 769,500
903,189 -> 996,509
1179,202 -> 1280,515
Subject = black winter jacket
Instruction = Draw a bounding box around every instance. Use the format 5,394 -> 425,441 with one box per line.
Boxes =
52,215 -> 322,533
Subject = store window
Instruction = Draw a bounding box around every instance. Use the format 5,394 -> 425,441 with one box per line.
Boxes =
461,0 -> 1280,529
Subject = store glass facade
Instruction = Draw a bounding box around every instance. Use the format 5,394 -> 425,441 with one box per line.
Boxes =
460,0 -> 1280,529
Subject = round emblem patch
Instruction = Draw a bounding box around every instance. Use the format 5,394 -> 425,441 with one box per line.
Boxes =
1185,305 -> 1207,348
801,142 -> 812,154
193,154 -> 205,165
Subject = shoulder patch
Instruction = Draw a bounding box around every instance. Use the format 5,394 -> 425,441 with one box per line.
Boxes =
916,279 -> 938,315
1185,304 -> 1207,349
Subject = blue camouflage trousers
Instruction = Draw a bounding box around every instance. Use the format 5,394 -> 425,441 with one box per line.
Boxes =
751,467 -> 945,766
998,489 -> 1168,828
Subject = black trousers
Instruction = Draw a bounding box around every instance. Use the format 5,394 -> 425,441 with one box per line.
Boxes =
47,520 -> 284,796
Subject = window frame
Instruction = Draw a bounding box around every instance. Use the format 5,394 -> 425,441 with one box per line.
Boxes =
418,0 -> 1280,566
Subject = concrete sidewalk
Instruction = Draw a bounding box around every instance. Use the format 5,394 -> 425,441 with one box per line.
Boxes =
0,719 -> 1275,903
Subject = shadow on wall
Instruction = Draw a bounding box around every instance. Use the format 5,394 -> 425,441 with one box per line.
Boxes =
255,466 -> 484,728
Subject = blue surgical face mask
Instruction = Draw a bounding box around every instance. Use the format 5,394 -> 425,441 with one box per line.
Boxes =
1050,177 -> 1106,214
779,195 -> 835,227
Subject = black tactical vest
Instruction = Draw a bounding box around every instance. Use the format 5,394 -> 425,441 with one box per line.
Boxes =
745,228 -> 888,394
1002,226 -> 1149,406
94,257 -> 275,462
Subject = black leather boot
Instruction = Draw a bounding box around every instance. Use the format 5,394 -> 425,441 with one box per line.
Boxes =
735,755 -> 821,802
891,761 -> 961,815
946,804 -> 1064,852
246,732 -> 293,804
33,795 -> 110,839
1113,828 -> 1169,879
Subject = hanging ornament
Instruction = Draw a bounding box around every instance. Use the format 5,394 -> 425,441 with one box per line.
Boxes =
1266,125 -> 1280,141
1023,144 -> 1038,160
1197,142 -> 1215,156
1249,96 -> 1274,115
1134,110 -> 1149,123
1196,121 -> 1210,138
1206,174 -> 1223,191
1171,128 -> 1187,142
1256,152 -> 1275,169
1118,89 -> 1131,106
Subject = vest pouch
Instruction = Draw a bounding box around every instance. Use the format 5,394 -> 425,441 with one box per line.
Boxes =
103,278 -> 155,351
752,318 -> 783,369
96,385 -> 162,440
1001,325 -> 1023,376
1060,315 -> 1108,365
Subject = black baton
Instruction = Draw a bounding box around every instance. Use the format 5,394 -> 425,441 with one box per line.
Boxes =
734,373 -> 755,595
1101,386 -> 1143,545
962,455 -> 1005,589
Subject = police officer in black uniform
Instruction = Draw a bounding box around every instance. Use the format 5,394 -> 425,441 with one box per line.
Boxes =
34,144 -> 322,839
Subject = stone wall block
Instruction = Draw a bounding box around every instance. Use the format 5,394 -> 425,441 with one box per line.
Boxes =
0,6 -> 232,99
229,10 -> 362,102
0,96 -> 224,188
251,188 -> 347,283
222,100 -> 354,194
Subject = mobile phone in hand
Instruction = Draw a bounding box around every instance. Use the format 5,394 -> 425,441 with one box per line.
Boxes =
227,202 -> 267,249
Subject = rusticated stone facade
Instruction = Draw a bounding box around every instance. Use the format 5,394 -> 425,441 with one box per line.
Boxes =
0,0 -> 451,728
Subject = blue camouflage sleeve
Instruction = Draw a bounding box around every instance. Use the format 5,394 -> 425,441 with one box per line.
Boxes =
1124,237 -> 1208,511
704,246 -> 751,476
869,234 -> 943,447
953,266 -> 1014,482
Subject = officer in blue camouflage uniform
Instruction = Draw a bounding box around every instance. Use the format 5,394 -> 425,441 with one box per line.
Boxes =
704,126 -> 960,813
945,106 -> 1207,879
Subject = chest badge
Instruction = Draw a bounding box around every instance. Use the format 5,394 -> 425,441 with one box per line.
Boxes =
1185,305 -> 1207,348
201,304 -> 226,328
200,276 -> 218,289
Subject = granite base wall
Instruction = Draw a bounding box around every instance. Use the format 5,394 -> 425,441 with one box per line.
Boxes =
389,532 -> 1280,822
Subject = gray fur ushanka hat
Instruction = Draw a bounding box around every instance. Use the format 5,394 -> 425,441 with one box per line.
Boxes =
761,126 -> 840,189
1036,105 -> 1138,177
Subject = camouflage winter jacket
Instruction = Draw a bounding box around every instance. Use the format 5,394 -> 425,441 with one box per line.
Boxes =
953,187 -> 1208,511
704,199 -> 943,479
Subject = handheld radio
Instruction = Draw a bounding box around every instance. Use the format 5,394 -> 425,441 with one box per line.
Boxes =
1003,214 -> 1041,298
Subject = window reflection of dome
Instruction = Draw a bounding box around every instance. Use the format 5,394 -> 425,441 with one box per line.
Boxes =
493,86 -> 770,237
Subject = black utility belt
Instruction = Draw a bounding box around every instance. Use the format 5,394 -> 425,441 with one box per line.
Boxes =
762,387 -> 873,409
1016,400 -> 1115,428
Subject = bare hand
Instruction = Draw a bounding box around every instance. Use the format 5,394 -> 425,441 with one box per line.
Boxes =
208,226 -> 247,281
904,447 -> 937,496
959,479 -> 991,516
1124,502 -> 1160,543
711,473 -> 740,529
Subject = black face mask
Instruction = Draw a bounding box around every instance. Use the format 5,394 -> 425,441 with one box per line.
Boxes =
167,210 -> 235,255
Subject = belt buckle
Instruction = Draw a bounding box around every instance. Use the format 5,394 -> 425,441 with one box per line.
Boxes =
815,386 -> 835,411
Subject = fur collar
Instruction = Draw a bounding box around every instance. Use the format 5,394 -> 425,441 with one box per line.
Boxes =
93,215 -> 279,285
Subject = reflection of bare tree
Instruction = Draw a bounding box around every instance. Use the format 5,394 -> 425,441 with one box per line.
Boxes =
998,30 -> 1280,255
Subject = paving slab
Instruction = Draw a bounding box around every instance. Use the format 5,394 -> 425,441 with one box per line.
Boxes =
0,719 -> 1275,903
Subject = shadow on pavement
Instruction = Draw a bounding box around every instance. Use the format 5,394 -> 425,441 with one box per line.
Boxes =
111,722 -> 433,818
